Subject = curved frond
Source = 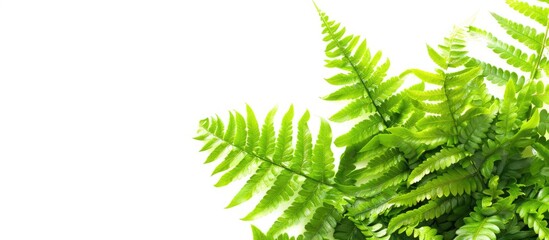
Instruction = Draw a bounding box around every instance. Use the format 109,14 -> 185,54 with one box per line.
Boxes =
196,105 -> 342,238
390,168 -> 481,207
455,211 -> 504,240
408,147 -> 470,185
388,196 -> 469,233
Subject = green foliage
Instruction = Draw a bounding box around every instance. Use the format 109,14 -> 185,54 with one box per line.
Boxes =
195,0 -> 549,239
196,105 -> 342,238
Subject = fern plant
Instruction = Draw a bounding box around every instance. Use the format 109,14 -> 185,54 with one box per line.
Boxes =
194,1 -> 549,239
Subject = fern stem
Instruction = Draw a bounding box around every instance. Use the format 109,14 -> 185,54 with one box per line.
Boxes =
201,126 -> 345,193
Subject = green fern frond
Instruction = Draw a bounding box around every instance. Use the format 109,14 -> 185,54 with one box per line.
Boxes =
348,189 -> 396,222
333,217 -> 366,240
436,27 -> 470,68
469,59 -> 527,86
386,127 -> 449,150
399,226 -> 443,240
408,147 -> 471,185
354,220 -> 389,240
389,167 -> 481,207
517,193 -> 549,240
268,180 -> 328,236
496,81 -> 520,141
350,148 -> 403,183
470,26 -> 536,72
491,13 -> 544,52
506,0 -> 549,26
196,105 -> 342,238
459,113 -> 495,153
304,204 -> 341,240
334,115 -> 384,147
455,211 -> 504,240
252,225 -> 304,240
316,7 -> 406,154
388,195 -> 469,233
353,162 -> 408,198
518,212 -> 549,240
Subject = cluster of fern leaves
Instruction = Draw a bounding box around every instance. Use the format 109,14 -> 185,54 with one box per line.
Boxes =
194,0 -> 549,239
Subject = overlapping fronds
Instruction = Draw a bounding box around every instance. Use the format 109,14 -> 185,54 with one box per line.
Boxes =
333,217 -> 365,240
469,0 -> 549,110
195,105 -> 342,238
389,167 -> 481,207
315,5 -> 415,196
195,1 -> 549,239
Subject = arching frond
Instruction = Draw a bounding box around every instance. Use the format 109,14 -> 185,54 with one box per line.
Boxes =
388,195 -> 470,234
455,211 -> 504,240
196,105 -> 342,238
408,147 -> 470,185
390,168 -> 481,207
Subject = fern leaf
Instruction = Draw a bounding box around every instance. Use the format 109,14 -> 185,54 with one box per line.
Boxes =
390,167 -> 481,207
311,119 -> 336,182
455,212 -> 504,240
348,189 -> 396,222
242,171 -> 301,220
491,13 -> 544,52
211,149 -> 244,175
371,76 -> 403,101
334,115 -> 384,147
459,113 -> 494,153
356,221 -> 389,240
506,0 -> 549,26
215,155 -> 258,187
330,98 -> 374,122
258,107 -> 278,157
251,225 -> 304,240
322,84 -> 364,101
408,147 -> 470,185
387,127 -> 449,149
290,111 -> 313,173
399,226 -> 443,240
227,162 -> 281,208
333,217 -> 366,240
388,196 -> 469,233
273,106 -> 294,164
427,44 -> 448,69
268,180 -> 327,236
496,80 -> 520,141
470,26 -> 536,72
245,105 -> 261,151
197,105 -> 342,238
317,7 -> 409,158
304,204 -> 341,240
353,163 -> 408,198
471,59 -> 526,86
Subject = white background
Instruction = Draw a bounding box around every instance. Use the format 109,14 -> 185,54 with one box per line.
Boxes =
0,0 -> 513,239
